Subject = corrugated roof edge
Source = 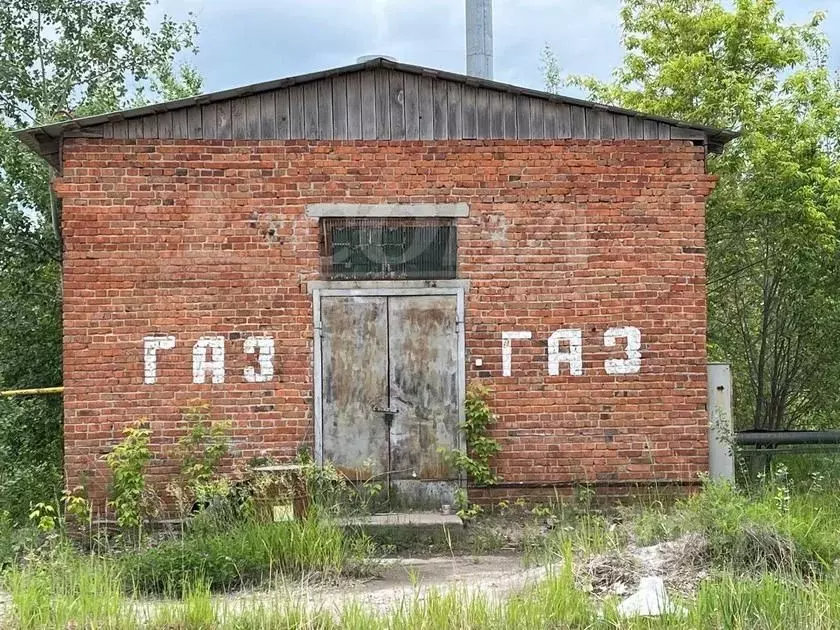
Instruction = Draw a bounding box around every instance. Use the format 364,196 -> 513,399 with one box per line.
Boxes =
14,56 -> 738,164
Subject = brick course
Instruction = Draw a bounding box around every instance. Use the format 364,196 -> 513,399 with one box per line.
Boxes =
54,139 -> 716,509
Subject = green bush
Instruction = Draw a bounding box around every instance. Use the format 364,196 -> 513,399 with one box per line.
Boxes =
104,420 -> 155,533
450,382 -> 502,487
120,516 -> 374,594
0,511 -> 42,569
0,398 -> 62,525
167,401 -> 232,518
632,478 -> 840,577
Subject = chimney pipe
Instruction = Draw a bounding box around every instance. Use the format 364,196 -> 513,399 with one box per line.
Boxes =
466,0 -> 493,80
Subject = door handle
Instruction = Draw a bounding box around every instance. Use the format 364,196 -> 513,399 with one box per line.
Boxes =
372,407 -> 400,414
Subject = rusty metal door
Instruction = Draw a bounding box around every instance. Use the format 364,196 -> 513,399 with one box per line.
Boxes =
387,295 -> 460,507
320,296 -> 390,479
319,293 -> 460,509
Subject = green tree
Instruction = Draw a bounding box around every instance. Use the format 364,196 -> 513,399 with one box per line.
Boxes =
543,0 -> 840,433
0,0 -> 201,522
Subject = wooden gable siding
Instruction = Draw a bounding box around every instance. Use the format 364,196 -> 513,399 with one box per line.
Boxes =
100,69 -> 706,143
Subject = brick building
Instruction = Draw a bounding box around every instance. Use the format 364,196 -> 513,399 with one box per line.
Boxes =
16,57 -> 734,509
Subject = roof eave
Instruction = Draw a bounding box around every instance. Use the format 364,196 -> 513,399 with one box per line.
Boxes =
16,128 -> 61,171
13,56 -> 739,164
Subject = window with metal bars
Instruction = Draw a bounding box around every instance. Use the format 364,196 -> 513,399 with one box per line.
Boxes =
320,218 -> 457,280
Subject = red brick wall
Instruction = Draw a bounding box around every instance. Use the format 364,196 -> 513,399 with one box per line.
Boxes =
54,139 -> 716,509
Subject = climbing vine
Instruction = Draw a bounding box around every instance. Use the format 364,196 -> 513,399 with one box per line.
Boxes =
449,382 -> 502,487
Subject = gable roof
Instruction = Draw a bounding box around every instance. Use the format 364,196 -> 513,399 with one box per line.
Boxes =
15,56 -> 737,170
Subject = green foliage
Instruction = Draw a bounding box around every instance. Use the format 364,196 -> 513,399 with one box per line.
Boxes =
0,511 -> 40,569
61,485 -> 91,525
454,487 -> 483,522
446,382 -> 502,487
146,579 -> 215,629
632,505 -> 683,546
544,0 -> 840,434
5,551 -> 134,630
15,485 -> 840,628
297,451 -> 386,516
120,516 -> 374,595
0,397 -> 62,525
545,0 -> 824,129
174,401 -> 231,486
14,554 -> 840,629
0,0 -> 202,526
168,401 -> 232,516
104,421 -> 155,533
27,501 -> 56,534
632,477 -> 840,577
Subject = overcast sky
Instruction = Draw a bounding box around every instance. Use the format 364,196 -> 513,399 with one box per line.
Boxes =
154,1 -> 839,98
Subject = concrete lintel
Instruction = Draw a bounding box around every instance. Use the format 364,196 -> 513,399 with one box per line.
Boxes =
305,202 -> 470,218
306,279 -> 470,294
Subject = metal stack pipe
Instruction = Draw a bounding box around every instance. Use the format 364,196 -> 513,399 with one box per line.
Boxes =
466,0 -> 493,80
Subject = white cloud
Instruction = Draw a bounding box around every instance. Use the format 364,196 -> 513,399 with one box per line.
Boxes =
152,0 -> 838,97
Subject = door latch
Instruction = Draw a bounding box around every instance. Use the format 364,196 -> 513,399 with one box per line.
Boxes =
372,406 -> 399,427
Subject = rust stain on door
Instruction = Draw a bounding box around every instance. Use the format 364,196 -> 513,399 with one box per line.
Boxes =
320,293 -> 460,508
388,296 -> 459,489
321,296 -> 389,478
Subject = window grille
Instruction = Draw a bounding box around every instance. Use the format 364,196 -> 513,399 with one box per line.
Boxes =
320,218 -> 457,280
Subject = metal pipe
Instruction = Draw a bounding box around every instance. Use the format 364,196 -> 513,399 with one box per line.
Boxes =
0,386 -> 64,397
469,479 -> 697,489
736,431 -> 840,446
466,0 -> 493,79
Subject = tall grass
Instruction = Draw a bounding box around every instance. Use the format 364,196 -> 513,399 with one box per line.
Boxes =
121,515 -> 374,594
628,477 -> 840,577
11,547 -> 840,628
11,479 -> 840,628
5,551 -> 137,630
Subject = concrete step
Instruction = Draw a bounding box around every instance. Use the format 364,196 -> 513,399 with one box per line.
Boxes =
338,512 -> 462,527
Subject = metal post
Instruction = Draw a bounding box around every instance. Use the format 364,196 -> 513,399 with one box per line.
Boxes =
466,0 -> 493,80
707,363 -> 734,480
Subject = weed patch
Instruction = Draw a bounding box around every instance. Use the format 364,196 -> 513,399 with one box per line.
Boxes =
120,516 -> 375,595
11,545 -> 840,628
5,551 -> 135,630
624,478 -> 840,579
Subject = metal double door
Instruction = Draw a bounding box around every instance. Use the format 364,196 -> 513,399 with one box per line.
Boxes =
319,293 -> 461,508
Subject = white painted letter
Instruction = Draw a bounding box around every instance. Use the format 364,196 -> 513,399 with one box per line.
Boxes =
501,331 -> 532,376
244,336 -> 275,383
548,329 -> 583,376
143,335 -> 175,384
193,336 -> 225,384
604,326 -> 642,375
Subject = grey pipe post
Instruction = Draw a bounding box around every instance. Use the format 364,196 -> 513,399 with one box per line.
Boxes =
707,363 -> 734,480
466,0 -> 493,79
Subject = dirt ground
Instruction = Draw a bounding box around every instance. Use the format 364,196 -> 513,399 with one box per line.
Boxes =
253,554 -> 548,615
210,555 -> 546,613
133,554 -> 548,621
0,539 -> 710,623
0,554 -> 546,624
